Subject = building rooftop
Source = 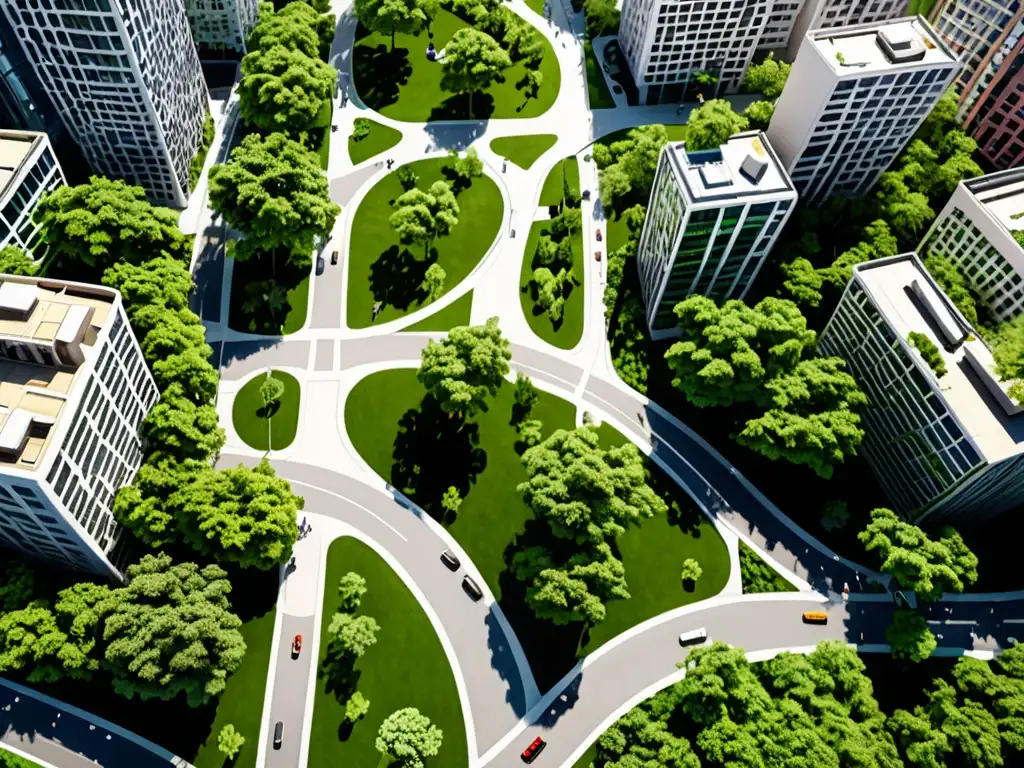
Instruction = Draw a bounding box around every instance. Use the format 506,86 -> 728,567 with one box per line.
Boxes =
854,253 -> 1024,464
0,276 -> 116,472
812,16 -> 957,74
0,130 -> 43,200
666,131 -> 796,205
963,168 -> 1024,247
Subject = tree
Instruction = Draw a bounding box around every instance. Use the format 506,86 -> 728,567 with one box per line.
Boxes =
0,245 -> 37,276
397,165 -> 418,190
138,310 -> 209,365
743,52 -> 791,100
142,386 -> 225,462
923,252 -> 978,327
685,99 -> 749,151
449,147 -> 483,186
338,572 -> 368,611
514,419 -> 544,454
513,372 -> 538,422
247,3 -> 321,57
0,560 -> 34,613
441,486 -> 462,518
439,28 -> 511,118
743,100 -> 775,130
584,0 -> 619,37
218,724 -> 246,761
680,558 -> 702,585
597,696 -> 700,768
375,708 -> 444,768
113,454 -> 209,547
261,375 -> 286,409
420,263 -> 446,301
102,257 -> 193,325
346,691 -> 371,722
0,601 -> 69,683
152,347 -> 221,404
598,163 -> 632,210
389,181 -> 459,256
209,132 -> 340,266
781,257 -> 824,308
352,117 -> 372,142
327,613 -> 381,658
354,0 -> 433,50
917,87 -> 959,147
35,177 -> 189,271
820,499 -> 849,532
992,314 -> 1024,382
238,44 -> 335,133
887,610 -> 937,662
417,318 -> 511,418
858,508 -> 978,602
908,332 -> 947,377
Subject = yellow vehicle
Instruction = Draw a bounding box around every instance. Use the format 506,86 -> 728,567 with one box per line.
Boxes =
802,611 -> 828,624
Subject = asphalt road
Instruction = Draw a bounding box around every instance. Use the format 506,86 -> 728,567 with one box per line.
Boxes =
265,613 -> 315,768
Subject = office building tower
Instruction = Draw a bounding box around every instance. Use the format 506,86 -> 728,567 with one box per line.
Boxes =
929,0 -> 1024,119
758,0 -> 910,58
0,131 -> 66,261
2,0 -> 210,208
920,170 -> 1024,324
0,276 -> 159,578
185,0 -> 260,54
965,29 -> 1024,171
0,13 -> 62,135
767,17 -> 959,206
636,132 -> 797,338
819,253 -> 1024,523
619,0 -> 774,104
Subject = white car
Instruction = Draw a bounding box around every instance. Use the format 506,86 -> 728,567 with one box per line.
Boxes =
678,628 -> 708,646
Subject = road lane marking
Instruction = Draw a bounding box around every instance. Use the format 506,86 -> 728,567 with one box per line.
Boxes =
285,479 -> 408,542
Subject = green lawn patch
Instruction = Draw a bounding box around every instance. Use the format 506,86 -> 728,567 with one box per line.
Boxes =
1,746 -> 40,768
352,10 -> 560,121
490,134 -> 557,170
584,40 -> 615,109
401,290 -> 473,332
739,541 -> 797,594
344,369 -> 729,690
232,370 -> 301,451
518,219 -> 584,349
309,537 -> 467,768
524,0 -> 546,15
539,156 -> 581,208
908,0 -> 937,15
346,157 -> 502,328
228,250 -> 310,335
348,118 -> 403,165
573,741 -> 598,768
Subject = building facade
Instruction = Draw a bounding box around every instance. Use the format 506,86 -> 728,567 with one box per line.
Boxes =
0,131 -> 66,261
964,28 -> 1024,171
637,132 -> 797,338
619,0 -> 774,104
185,0 -> 260,54
763,0 -> 910,58
2,0 -> 209,208
819,253 -> 1024,523
767,17 -> 960,206
920,170 -> 1024,324
0,276 -> 159,578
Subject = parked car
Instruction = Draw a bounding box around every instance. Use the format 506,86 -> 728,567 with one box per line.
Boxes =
596,228 -> 602,241
462,575 -> 483,601
273,721 -> 284,749
802,611 -> 828,624
331,250 -> 339,265
594,251 -> 602,262
316,255 -> 325,275
678,627 -> 708,646
292,634 -> 302,657
522,736 -> 546,763
440,549 -> 460,571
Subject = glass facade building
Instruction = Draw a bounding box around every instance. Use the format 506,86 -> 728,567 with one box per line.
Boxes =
185,0 -> 260,54
0,131 -> 66,260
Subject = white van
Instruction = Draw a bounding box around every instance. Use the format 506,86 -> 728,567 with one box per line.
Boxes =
678,628 -> 708,646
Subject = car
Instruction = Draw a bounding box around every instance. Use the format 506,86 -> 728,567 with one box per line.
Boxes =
802,611 -> 828,624
678,627 -> 707,646
440,549 -> 460,571
292,634 -> 302,657
331,250 -> 339,265
462,575 -> 483,601
316,255 -> 325,275
582,189 -> 591,201
596,228 -> 603,241
273,721 -> 284,749
522,736 -> 546,763
594,251 -> 602,262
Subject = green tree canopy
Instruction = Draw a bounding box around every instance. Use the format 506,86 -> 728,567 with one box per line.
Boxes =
685,100 -> 750,151
103,257 -> 193,333
375,707 -> 444,768
238,44 -> 335,133
389,181 -> 460,255
743,100 -> 775,130
416,317 -> 511,418
990,314 -> 1024,382
0,245 -> 37,276
141,385 -> 225,462
327,613 -> 381,657
439,28 -> 511,118
743,52 -> 790,100
338,572 -> 368,611
0,560 -> 35,613
247,1 -> 321,57
923,252 -> 978,327
355,0 -> 435,49
886,609 -> 938,662
0,600 -> 69,684
584,0 -> 620,38
421,262 -> 447,300
113,454 -> 210,547
218,724 -> 246,760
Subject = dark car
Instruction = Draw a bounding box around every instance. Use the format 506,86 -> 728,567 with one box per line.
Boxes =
331,250 -> 339,265
316,255 -> 325,275
273,721 -> 284,749
522,736 -> 546,763
462,575 -> 483,601
440,549 -> 460,571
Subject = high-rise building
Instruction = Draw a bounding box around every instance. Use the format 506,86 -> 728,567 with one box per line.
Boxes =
185,0 -> 260,54
0,131 -> 66,261
0,275 -> 159,578
964,27 -> 1024,171
767,17 -> 959,206
929,0 -> 1024,119
920,170 -> 1024,324
636,131 -> 797,338
819,253 -> 1024,524
0,13 -> 61,135
618,0 -> 774,104
757,0 -> 910,58
2,0 -> 210,208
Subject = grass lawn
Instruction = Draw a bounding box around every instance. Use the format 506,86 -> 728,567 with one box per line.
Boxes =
584,40 -> 615,109
490,134 -> 557,170
349,118 -> 403,165
573,742 -> 598,767
539,157 -> 580,207
524,0 -> 546,15
308,537 -> 467,768
346,157 -> 502,328
908,0 -> 937,15
401,290 -> 473,332
344,369 -> 729,690
352,10 -> 560,121
232,370 -> 301,451
518,219 -> 584,349
228,250 -> 310,335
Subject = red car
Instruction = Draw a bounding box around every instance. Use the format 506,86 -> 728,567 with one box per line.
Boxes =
292,634 -> 302,658
594,251 -> 602,262
596,228 -> 603,241
521,737 -> 546,763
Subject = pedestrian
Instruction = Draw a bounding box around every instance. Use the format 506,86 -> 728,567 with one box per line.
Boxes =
502,157 -> 507,173
373,301 -> 383,320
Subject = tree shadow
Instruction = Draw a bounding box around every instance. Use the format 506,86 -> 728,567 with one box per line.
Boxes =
429,91 -> 497,121
390,395 -> 487,519
368,245 -> 432,313
352,43 -> 412,110
256,401 -> 281,420
318,643 -> 362,705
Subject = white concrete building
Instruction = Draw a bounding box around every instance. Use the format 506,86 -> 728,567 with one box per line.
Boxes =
0,131 -> 65,261
757,0 -> 910,58
2,0 -> 210,208
921,170 -> 1024,324
767,17 -> 959,206
819,253 -> 1024,523
0,276 -> 159,578
185,0 -> 260,54
618,0 -> 774,104
637,131 -> 797,338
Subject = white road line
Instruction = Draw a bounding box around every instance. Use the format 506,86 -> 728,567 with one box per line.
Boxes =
285,478 -> 408,542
